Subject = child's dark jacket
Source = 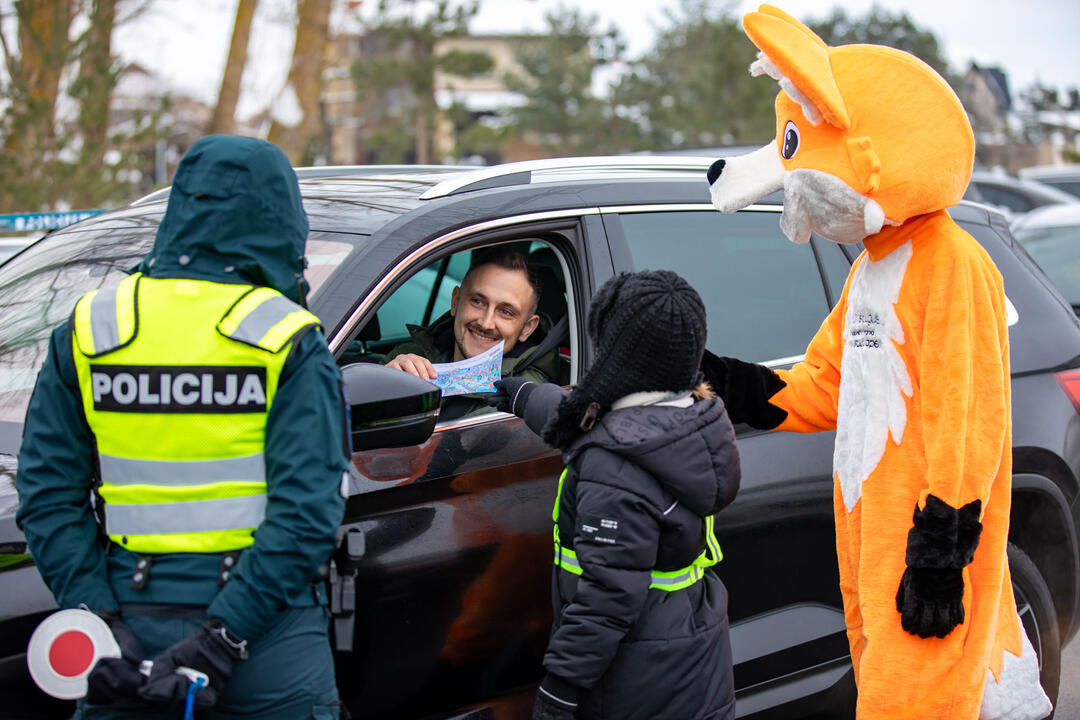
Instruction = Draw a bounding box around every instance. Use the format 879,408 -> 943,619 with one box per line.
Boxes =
522,383 -> 741,720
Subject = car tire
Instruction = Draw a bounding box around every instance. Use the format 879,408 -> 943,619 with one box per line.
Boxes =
1008,542 -> 1061,715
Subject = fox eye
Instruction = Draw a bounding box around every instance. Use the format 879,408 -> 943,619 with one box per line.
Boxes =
781,121 -> 800,159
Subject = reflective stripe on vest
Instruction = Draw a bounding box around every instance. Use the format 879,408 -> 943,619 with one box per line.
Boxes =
71,274 -> 321,554
218,287 -> 319,353
552,467 -> 723,592
99,452 -> 266,486
73,274 -> 141,356
106,495 -> 268,536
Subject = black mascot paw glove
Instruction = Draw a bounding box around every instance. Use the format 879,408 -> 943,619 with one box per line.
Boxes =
895,494 -> 982,639
532,673 -> 578,720
700,351 -> 787,430
137,619 -> 247,711
86,610 -> 146,704
483,377 -> 535,417
896,566 -> 966,638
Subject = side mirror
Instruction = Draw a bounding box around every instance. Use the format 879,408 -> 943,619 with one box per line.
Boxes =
341,363 -> 440,451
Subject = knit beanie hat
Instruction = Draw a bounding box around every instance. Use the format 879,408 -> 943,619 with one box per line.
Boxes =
542,270 -> 708,450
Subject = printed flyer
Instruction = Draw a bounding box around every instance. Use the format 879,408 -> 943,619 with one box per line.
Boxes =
430,341 -> 503,396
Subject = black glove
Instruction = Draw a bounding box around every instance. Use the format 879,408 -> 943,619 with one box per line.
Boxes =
86,610 -> 146,704
700,351 -> 787,430
483,377 -> 535,417
895,495 -> 982,638
137,619 -> 247,711
532,673 -> 578,720
533,693 -> 576,720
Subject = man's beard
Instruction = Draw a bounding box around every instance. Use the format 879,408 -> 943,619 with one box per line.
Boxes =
455,322 -> 502,359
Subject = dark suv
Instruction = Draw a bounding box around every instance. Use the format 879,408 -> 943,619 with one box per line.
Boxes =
1,157 -> 1078,719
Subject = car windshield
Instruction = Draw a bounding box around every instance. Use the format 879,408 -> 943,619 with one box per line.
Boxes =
0,218 -> 361,424
1012,224 -> 1080,310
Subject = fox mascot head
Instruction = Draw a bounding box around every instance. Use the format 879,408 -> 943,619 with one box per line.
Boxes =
707,4 -> 974,245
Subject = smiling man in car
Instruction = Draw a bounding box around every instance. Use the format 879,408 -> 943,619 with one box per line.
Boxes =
384,246 -> 561,419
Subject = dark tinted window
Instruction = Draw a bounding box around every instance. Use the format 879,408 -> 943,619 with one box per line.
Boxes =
0,221 -> 360,424
1044,180 -> 1080,198
813,236 -> 853,306
1012,224 -> 1080,308
975,184 -> 1032,213
617,210 -> 830,362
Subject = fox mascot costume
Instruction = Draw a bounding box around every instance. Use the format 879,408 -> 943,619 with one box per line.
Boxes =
703,6 -> 1053,720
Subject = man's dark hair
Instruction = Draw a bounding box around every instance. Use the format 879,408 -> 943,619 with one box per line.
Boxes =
463,246 -> 542,315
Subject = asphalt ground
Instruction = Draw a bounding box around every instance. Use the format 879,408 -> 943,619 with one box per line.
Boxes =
1058,636 -> 1078,718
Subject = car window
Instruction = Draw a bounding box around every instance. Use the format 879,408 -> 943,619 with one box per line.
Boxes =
1012,225 -> 1080,309
812,236 -> 852,307
616,210 -> 830,363
976,184 -> 1032,214
374,252 -> 470,347
341,240 -> 572,423
0,223 -> 362,424
1043,180 -> 1080,198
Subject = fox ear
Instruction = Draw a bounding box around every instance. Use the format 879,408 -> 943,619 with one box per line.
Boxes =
846,136 -> 881,195
743,8 -> 850,130
755,4 -> 828,48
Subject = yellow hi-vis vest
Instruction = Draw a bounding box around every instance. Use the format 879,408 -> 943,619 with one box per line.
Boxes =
71,272 -> 321,554
552,468 -> 723,591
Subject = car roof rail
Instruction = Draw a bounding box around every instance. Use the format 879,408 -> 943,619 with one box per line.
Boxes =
128,164 -> 473,207
418,156 -> 716,200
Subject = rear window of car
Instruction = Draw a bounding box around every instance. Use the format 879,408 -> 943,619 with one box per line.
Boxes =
0,223 -> 360,424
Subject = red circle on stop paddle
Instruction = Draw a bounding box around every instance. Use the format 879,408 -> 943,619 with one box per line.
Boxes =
48,630 -> 95,677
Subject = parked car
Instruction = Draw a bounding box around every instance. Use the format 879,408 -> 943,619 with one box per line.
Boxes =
967,169 -> 1080,219
0,233 -> 42,265
1011,202 -> 1080,315
1,157 -> 1078,719
1019,163 -> 1080,199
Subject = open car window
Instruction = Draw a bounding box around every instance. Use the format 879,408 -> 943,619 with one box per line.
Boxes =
339,240 -> 571,425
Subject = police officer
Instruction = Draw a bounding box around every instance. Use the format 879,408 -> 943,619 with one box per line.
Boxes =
16,136 -> 349,718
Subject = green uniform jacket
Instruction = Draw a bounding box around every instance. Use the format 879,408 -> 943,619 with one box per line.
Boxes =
15,136 -> 349,643
384,310 -> 563,418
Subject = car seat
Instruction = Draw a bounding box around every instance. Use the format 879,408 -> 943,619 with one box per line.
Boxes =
525,246 -> 571,385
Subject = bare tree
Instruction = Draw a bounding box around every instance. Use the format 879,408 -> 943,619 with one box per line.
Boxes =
0,0 -> 76,210
0,0 -> 169,212
208,0 -> 259,135
268,0 -> 331,165
68,0 -> 117,206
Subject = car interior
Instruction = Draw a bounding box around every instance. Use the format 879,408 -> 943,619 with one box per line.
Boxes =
338,239 -> 573,422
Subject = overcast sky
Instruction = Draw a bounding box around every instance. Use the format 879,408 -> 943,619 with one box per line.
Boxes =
112,0 -> 1080,120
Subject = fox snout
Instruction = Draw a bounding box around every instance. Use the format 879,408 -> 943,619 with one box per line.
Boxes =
707,159 -> 726,186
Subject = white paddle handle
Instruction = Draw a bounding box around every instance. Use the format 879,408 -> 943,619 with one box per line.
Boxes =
138,660 -> 209,688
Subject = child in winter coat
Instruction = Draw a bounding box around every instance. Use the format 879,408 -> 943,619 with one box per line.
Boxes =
488,270 -> 741,720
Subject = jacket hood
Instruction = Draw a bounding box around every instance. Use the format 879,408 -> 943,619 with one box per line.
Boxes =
139,135 -> 310,304
568,398 -> 738,516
